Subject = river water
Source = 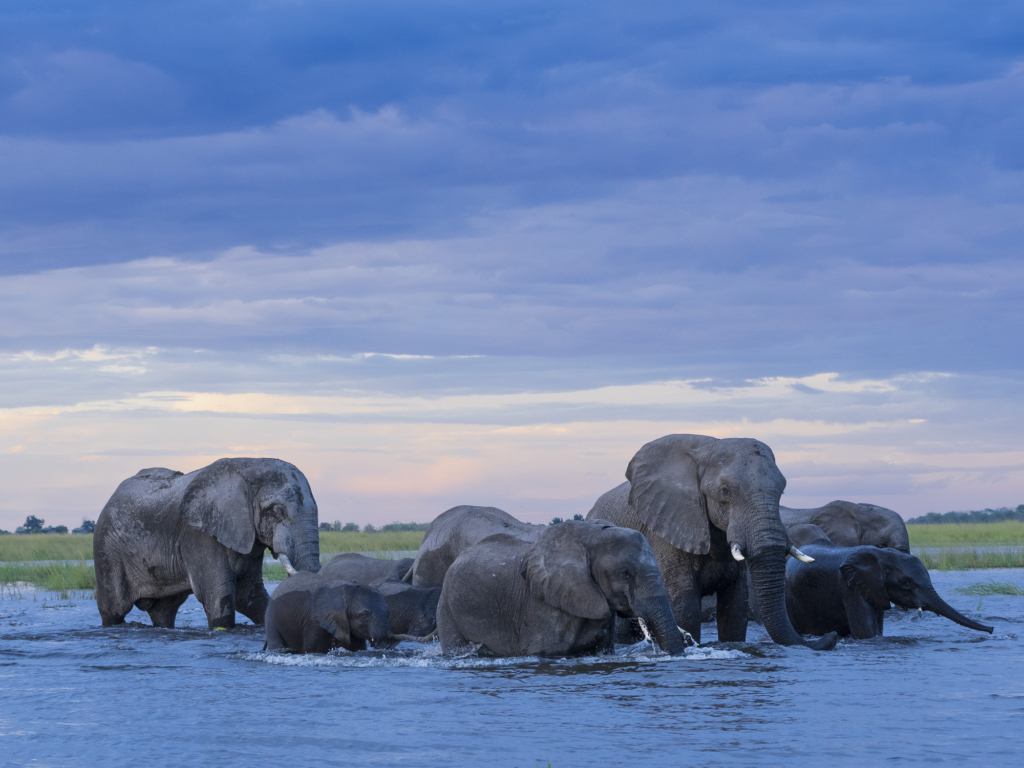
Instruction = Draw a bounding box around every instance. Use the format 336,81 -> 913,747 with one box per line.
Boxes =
1,569 -> 1021,767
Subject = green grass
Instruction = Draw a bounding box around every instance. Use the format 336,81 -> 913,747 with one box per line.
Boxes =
907,521 -> 1024,546
0,530 -> 423,563
318,530 -> 424,553
0,533 -> 94,562
953,579 -> 1024,597
916,548 -> 1024,570
0,562 -> 96,597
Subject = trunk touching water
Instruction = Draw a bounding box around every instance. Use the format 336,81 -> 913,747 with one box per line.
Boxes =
748,552 -> 836,650
920,588 -> 994,634
634,587 -> 686,655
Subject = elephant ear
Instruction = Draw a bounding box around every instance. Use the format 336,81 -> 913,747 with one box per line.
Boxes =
312,587 -> 352,647
180,462 -> 256,555
626,435 -> 709,555
521,524 -> 610,621
840,549 -> 891,611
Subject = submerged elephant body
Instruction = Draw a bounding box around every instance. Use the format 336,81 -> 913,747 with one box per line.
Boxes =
407,505 -> 545,587
322,553 -> 414,584
785,525 -> 993,639
94,458 -> 321,629
320,555 -> 440,637
437,521 -> 685,658
589,435 -> 835,650
265,572 -> 391,654
781,501 -> 910,552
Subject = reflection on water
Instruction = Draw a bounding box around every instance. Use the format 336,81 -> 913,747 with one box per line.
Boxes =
1,570 -> 1021,767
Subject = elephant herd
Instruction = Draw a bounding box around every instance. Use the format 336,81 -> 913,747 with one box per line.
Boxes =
92,434 -> 993,658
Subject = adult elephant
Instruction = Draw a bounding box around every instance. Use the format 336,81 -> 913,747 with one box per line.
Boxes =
588,434 -> 834,649
785,525 -> 993,638
437,521 -> 686,657
406,505 -> 545,587
780,500 -> 910,552
94,458 -> 321,629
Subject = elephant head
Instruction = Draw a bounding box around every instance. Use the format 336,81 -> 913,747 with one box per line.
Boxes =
180,458 -> 321,573
840,549 -> 994,634
521,520 -> 686,655
312,583 -> 392,649
626,434 -> 826,648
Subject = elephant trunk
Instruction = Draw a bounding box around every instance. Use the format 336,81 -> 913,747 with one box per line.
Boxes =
748,549 -> 836,650
919,587 -> 994,634
633,585 -> 686,655
273,525 -> 321,574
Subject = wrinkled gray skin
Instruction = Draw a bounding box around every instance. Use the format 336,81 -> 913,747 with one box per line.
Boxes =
94,458 -> 321,629
407,505 -> 545,588
264,572 -> 391,654
589,435 -> 836,650
785,525 -> 994,638
321,553 -> 413,583
781,501 -> 910,552
437,521 -> 686,657
320,555 -> 440,637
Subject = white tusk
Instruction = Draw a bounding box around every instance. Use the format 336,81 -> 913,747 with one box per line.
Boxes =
731,543 -> 745,561
636,617 -> 653,643
277,554 -> 298,576
678,626 -> 698,647
789,546 -> 814,563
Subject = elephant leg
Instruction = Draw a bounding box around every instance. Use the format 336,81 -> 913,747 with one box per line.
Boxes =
234,563 -> 270,626
842,592 -> 882,639
95,558 -> 133,627
302,623 -> 334,654
148,593 -> 190,629
715,572 -> 749,642
185,544 -> 238,629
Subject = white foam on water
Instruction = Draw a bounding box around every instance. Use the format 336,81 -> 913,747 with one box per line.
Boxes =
241,638 -> 751,668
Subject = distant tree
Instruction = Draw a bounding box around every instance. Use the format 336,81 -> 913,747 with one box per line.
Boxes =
0,529 -> 10,535
73,520 -> 96,534
319,522 -> 333,532
381,522 -> 431,532
42,525 -> 68,534
341,522 -> 360,532
906,505 -> 1024,524
16,515 -> 45,534
363,524 -> 377,533
572,514 -> 584,521
549,517 -> 564,525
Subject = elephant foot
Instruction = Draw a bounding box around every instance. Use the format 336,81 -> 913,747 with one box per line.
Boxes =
207,615 -> 236,630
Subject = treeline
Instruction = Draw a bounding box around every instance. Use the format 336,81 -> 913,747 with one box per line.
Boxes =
319,521 -> 431,533
907,505 -> 1024,525
0,516 -> 95,535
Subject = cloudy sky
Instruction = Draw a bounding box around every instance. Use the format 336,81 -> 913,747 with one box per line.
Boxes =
2,1 -> 1022,529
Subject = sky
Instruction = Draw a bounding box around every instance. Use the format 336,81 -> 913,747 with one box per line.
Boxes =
1,0 -> 1023,530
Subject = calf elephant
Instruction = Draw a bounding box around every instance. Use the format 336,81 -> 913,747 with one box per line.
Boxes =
785,525 -> 994,638
407,505 -> 545,587
94,458 -> 321,629
588,434 -> 834,649
781,500 -> 910,552
265,572 -> 392,654
437,520 -> 686,657
320,554 -> 440,637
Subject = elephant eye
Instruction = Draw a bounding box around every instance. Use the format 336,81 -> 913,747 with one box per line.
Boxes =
720,487 -> 731,497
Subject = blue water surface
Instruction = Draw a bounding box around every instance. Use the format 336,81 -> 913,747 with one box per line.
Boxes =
1,570 -> 1020,767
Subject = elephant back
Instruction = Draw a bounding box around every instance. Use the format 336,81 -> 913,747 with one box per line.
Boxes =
409,505 -> 543,588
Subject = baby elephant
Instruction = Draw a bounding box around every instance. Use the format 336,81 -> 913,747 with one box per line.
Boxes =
265,572 -> 392,654
437,520 -> 686,657
785,525 -> 994,639
320,554 -> 441,638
